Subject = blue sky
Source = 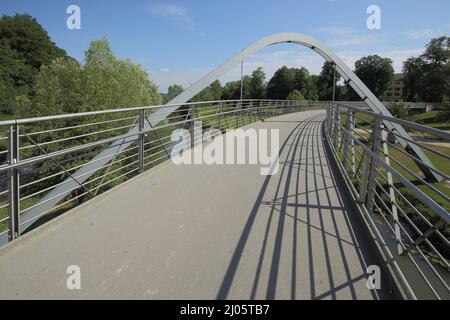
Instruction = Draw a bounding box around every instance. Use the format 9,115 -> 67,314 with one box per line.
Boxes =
1,0 -> 449,92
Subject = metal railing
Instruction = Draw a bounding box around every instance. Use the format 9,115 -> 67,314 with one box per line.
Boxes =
324,102 -> 450,300
0,99 -> 325,245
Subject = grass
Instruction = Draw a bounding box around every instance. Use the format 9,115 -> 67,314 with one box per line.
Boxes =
409,111 -> 450,131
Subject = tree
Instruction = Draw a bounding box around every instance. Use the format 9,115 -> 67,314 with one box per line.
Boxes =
164,84 -> 184,103
221,77 -> 251,100
436,99 -> 450,123
287,89 -> 304,101
31,38 -> 161,118
249,67 -> 266,99
403,36 -> 450,102
266,66 -> 294,99
0,14 -> 69,114
191,80 -> 223,102
222,80 -> 241,100
24,38 -> 162,202
0,14 -> 68,69
266,66 -> 318,100
403,57 -> 425,101
317,61 -> 341,100
209,80 -> 223,101
354,55 -> 394,98
84,38 -> 116,68
292,67 -> 318,100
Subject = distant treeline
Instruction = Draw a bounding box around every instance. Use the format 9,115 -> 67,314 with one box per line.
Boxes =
0,13 -> 449,119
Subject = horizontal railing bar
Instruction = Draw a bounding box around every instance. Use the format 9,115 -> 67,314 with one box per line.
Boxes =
0,99 -> 293,126
18,115 -> 139,138
382,128 -> 450,161
334,102 -> 450,140
339,125 -> 450,223
383,140 -> 450,181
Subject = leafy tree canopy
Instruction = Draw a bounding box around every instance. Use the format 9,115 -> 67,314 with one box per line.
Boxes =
25,38 -> 161,117
0,14 -> 70,114
354,54 -> 394,98
266,66 -> 318,100
403,36 -> 450,102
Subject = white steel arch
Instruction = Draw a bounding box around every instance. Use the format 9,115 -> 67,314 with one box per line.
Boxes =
165,32 -> 439,181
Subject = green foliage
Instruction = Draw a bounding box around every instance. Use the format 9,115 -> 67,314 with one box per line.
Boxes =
0,14 -> 67,69
354,55 -> 394,98
164,84 -> 184,103
249,67 -> 266,99
192,80 -> 223,102
266,66 -> 293,99
209,80 -> 223,101
84,38 -> 116,68
388,102 -> 408,119
436,99 -> 450,123
0,14 -> 69,115
11,38 -> 162,214
29,39 -> 161,118
266,66 -> 318,100
287,89 -> 304,101
316,61 -> 342,100
403,36 -> 450,102
221,80 -> 241,100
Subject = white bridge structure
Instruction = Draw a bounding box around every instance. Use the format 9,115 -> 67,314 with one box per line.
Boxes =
0,34 -> 448,299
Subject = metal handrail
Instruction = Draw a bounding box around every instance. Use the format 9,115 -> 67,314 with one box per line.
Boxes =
0,99 -> 325,246
0,99 -> 289,126
325,102 -> 450,300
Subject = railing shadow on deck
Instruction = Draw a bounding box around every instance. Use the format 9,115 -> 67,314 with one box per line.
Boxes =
216,115 -> 399,300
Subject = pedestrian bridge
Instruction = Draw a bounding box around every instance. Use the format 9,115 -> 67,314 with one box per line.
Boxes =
0,101 -> 448,299
0,33 -> 448,300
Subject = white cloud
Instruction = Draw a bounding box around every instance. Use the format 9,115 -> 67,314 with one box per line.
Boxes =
401,29 -> 434,39
147,3 -> 193,27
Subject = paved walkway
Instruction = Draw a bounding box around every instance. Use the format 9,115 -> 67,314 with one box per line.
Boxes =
0,110 -> 389,299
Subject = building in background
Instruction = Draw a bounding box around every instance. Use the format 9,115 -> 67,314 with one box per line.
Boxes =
382,73 -> 404,102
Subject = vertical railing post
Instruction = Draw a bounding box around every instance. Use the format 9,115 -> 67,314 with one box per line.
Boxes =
333,105 -> 340,149
381,126 -> 403,254
258,100 -> 263,121
235,101 -> 240,128
343,109 -> 352,171
7,124 -> 20,241
328,104 -> 334,139
190,105 -> 196,149
359,117 -> 382,210
218,102 -> 222,132
349,111 -> 356,176
365,117 -> 382,214
138,109 -> 145,173
325,104 -> 330,135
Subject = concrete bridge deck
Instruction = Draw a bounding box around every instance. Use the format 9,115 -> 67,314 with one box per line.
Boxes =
0,110 -> 392,299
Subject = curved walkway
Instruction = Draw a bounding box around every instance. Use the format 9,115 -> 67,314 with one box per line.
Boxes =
0,110 -> 393,299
